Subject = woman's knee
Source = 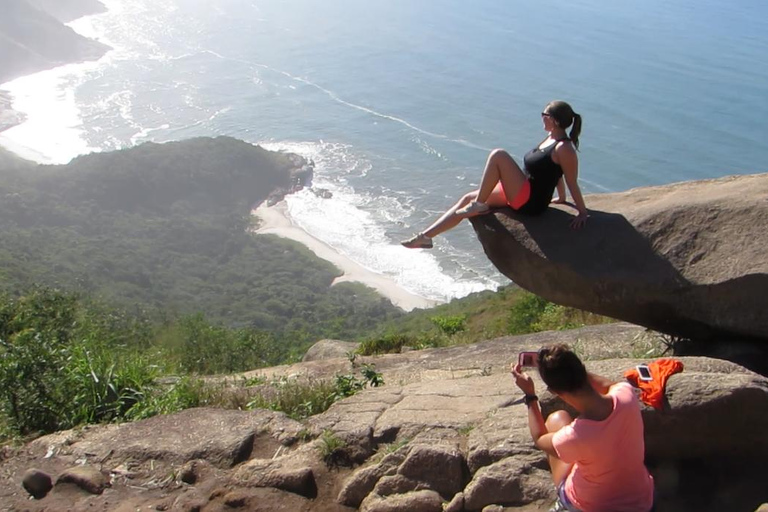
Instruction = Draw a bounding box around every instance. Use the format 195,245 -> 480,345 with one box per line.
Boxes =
489,148 -> 511,162
545,410 -> 574,433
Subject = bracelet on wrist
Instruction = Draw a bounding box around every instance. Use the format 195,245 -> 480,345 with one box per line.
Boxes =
523,394 -> 539,406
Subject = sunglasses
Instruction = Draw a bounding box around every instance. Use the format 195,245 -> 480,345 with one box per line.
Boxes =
541,112 -> 553,118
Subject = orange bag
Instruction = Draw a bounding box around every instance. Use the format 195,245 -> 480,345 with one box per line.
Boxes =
624,358 -> 684,410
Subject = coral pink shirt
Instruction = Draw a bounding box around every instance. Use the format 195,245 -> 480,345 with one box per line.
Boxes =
552,382 -> 654,512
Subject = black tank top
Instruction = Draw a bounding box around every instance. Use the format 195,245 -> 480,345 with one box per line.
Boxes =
518,139 -> 566,214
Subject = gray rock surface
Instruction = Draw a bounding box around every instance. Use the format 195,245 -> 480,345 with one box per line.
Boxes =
2,324 -> 766,512
302,339 -> 360,362
338,452 -> 406,507
56,465 -> 109,494
30,408 -> 305,468
462,457 -> 551,510
231,455 -> 317,498
470,173 -> 768,343
360,489 -> 444,512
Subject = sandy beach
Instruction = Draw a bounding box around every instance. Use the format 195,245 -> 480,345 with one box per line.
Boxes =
252,202 -> 438,312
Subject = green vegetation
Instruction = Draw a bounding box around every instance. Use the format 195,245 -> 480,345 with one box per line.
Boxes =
0,139 -> 614,445
247,364 -> 384,420
317,429 -> 347,466
0,289 -> 158,435
0,138 -> 402,349
0,288 -> 386,440
357,287 -> 612,355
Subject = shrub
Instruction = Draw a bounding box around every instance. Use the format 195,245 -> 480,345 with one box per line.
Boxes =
0,289 -> 158,435
430,315 -> 466,335
163,314 -> 282,375
247,365 -> 384,420
317,429 -> 347,466
247,377 -> 338,420
357,333 -> 414,355
507,293 -> 550,334
126,377 -> 208,420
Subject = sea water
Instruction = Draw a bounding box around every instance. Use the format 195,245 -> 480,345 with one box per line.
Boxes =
1,0 -> 767,302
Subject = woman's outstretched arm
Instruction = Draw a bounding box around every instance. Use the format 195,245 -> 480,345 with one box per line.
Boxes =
556,143 -> 588,229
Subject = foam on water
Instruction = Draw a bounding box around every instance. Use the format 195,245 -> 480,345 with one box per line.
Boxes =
0,0 -> 166,163
0,62 -> 102,164
3,0 -> 766,304
261,140 -> 499,301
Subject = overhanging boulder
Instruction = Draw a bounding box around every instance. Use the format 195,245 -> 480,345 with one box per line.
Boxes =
470,173 -> 768,342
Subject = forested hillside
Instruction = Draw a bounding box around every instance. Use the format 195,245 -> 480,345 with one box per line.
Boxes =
0,0 -> 109,83
0,137 -> 403,344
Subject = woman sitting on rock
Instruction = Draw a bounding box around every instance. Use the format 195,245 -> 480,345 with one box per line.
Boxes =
511,344 -> 654,512
401,100 -> 588,249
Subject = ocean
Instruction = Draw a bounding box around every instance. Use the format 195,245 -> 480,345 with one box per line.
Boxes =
1,0 -> 767,303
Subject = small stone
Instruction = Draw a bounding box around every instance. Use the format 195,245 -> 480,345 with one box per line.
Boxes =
56,466 -> 110,495
178,460 -> 211,485
22,468 -> 53,499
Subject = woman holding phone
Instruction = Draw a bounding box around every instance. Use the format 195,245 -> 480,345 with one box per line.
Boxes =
511,345 -> 654,512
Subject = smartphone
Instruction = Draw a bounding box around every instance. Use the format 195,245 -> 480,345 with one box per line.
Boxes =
636,364 -> 653,381
518,351 -> 539,368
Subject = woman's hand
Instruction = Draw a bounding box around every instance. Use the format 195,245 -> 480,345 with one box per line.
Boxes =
510,363 -> 536,396
570,211 -> 589,229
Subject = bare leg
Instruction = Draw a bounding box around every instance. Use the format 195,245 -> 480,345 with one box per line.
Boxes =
422,191 -> 478,238
476,149 -> 527,204
406,149 -> 526,246
545,410 -> 575,486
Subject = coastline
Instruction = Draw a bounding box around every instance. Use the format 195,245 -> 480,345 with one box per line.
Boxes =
0,91 -> 24,135
0,0 -> 110,139
252,202 -> 438,312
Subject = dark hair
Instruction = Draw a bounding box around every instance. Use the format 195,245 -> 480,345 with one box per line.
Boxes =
546,100 -> 582,149
537,344 -> 588,393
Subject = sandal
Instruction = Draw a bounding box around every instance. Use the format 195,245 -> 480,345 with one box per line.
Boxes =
401,233 -> 433,249
456,201 -> 490,216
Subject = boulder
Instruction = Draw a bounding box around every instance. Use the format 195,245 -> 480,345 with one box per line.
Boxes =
178,459 -> 213,485
338,451 -> 406,507
360,489 -> 444,512
396,444 -> 467,499
462,456 -> 551,511
56,465 -> 109,494
231,457 -> 317,498
470,173 -> 768,344
302,339 -> 359,362
22,468 -> 53,499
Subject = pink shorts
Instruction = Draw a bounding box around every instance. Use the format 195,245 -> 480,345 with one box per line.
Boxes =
493,179 -> 531,210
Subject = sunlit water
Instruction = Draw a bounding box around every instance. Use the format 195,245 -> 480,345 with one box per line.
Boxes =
2,0 -> 767,302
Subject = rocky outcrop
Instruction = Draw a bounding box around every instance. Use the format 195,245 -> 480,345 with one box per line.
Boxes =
27,0 -> 106,23
302,339 -> 360,362
470,173 -> 768,346
29,408 -> 305,469
265,156 -> 314,205
2,324 -> 767,511
0,0 -> 109,84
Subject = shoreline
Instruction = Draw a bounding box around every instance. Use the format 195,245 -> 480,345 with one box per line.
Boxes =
0,91 -> 24,135
252,202 -> 438,312
0,1 -> 110,142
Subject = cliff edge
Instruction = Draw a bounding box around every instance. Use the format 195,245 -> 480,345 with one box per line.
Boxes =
469,173 -> 768,347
